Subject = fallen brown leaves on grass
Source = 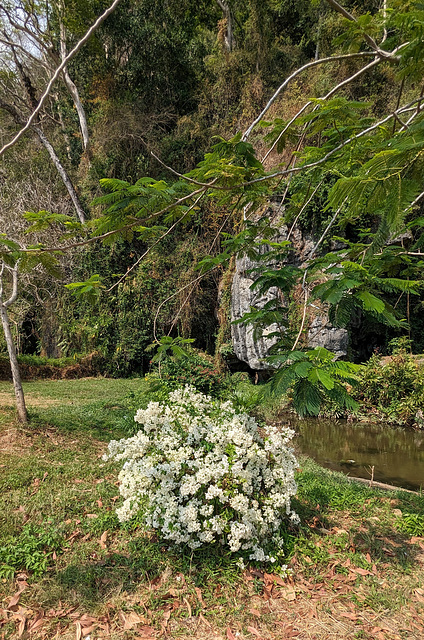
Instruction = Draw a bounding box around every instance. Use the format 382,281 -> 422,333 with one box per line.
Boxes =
2,400 -> 424,640
2,568 -> 424,640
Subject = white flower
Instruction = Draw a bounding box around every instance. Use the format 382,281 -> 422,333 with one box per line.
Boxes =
105,385 -> 299,561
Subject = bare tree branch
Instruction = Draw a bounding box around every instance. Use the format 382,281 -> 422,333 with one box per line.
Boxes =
325,0 -> 391,57
241,96 -> 424,187
4,262 -> 19,308
33,126 -> 86,223
243,52 -> 381,141
215,0 -> 236,52
0,0 -> 123,159
262,56 -> 382,163
106,191 -> 205,292
3,186 -> 208,255
57,0 -> 90,151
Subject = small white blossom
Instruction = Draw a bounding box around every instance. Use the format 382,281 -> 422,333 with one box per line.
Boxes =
105,385 -> 298,561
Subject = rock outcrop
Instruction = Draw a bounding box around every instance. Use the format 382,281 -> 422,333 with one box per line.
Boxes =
230,208 -> 348,369
231,253 -> 281,370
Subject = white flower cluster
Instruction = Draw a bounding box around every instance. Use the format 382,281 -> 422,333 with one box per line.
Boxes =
105,386 -> 299,562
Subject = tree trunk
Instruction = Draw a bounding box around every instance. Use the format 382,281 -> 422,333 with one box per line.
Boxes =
0,265 -> 28,424
58,4 -> 90,154
0,304 -> 27,423
33,125 -> 86,223
54,92 -> 73,162
216,0 -> 236,52
62,68 -> 90,154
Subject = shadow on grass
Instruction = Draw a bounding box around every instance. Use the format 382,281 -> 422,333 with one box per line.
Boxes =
351,520 -> 419,570
291,458 -> 424,571
48,535 -> 241,608
54,550 -> 163,604
293,459 -> 376,521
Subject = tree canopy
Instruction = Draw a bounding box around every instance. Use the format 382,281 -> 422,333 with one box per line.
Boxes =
1,0 -> 424,417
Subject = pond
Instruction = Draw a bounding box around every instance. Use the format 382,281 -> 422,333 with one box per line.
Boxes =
288,418 -> 424,491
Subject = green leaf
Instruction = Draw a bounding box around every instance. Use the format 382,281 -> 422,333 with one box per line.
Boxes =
292,378 -> 323,417
314,368 -> 335,390
65,274 -> 104,301
294,361 -> 313,378
355,290 -> 385,313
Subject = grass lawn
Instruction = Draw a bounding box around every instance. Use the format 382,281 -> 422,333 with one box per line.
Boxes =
1,378 -> 424,639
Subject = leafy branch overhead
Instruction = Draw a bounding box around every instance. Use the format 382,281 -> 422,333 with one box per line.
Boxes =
265,347 -> 361,417
2,0 -> 424,419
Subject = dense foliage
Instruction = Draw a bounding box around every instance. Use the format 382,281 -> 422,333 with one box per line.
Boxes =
1,0 -> 424,418
354,339 -> 424,426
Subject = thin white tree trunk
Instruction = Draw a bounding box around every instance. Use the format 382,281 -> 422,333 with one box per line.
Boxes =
33,125 -> 86,223
54,92 -> 73,162
0,264 -> 28,423
216,0 -> 236,52
62,68 -> 90,153
58,8 -> 90,153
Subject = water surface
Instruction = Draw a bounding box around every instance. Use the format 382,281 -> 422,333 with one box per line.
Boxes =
288,418 -> 424,491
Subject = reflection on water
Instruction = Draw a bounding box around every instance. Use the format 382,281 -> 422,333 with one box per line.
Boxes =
288,418 -> 424,490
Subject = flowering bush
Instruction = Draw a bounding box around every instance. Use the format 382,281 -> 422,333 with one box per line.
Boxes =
105,386 -> 299,563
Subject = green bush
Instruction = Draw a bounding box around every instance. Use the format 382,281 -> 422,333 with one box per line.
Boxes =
354,339 -> 424,426
153,348 -> 229,397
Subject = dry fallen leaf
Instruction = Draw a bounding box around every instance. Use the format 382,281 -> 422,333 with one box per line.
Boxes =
339,612 -> 358,621
199,613 -> 211,628
99,530 -> 108,549
75,620 -> 83,640
183,597 -> 192,618
119,611 -> 146,630
28,616 -> 45,632
410,537 -> 424,550
279,586 -> 296,602
8,581 -> 28,611
137,624 -> 157,638
160,607 -> 171,632
16,614 -> 26,638
82,624 -> 96,636
350,567 -> 374,576
247,625 -> 262,637
66,530 -> 81,543
264,572 -> 285,587
194,586 -> 204,607
414,589 -> 424,604
263,583 -> 273,600
274,622 -> 299,638
226,627 -> 236,640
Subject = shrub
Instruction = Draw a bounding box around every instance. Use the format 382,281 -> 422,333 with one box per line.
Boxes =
105,386 -> 299,563
354,340 -> 424,426
154,349 -> 229,397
